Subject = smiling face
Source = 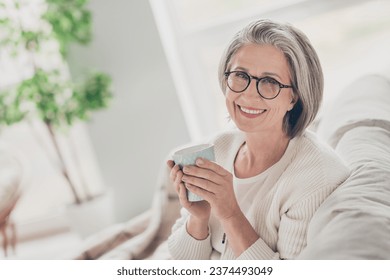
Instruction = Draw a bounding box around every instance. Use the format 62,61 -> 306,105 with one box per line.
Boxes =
225,43 -> 295,136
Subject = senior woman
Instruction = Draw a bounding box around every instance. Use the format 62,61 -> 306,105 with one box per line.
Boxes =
166,19 -> 350,260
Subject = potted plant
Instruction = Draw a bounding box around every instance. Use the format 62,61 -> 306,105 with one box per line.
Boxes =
0,0 -> 113,236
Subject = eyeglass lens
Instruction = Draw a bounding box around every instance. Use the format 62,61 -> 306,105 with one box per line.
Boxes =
227,71 -> 280,99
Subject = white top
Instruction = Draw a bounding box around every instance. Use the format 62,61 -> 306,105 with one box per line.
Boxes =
168,129 -> 350,259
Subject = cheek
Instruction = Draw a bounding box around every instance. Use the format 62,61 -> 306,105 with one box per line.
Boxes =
225,95 -> 233,113
225,91 -> 238,116
225,91 -> 237,106
268,96 -> 291,113
264,99 -> 291,122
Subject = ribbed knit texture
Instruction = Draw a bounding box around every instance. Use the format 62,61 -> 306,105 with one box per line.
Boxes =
168,129 -> 350,259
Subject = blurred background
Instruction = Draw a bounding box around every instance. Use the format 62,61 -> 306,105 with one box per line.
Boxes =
0,0 -> 389,259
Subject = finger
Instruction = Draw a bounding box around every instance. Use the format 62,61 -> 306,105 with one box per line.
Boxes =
182,175 -> 217,193
186,183 -> 213,202
174,170 -> 183,193
174,180 -> 180,194
167,160 -> 175,168
178,183 -> 190,206
183,165 -> 224,185
169,164 -> 180,181
196,158 -> 229,177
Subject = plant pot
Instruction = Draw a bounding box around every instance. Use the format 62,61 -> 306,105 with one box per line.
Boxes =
66,192 -> 115,239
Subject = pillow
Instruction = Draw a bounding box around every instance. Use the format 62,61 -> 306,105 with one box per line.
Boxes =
298,126 -> 390,259
317,75 -> 390,148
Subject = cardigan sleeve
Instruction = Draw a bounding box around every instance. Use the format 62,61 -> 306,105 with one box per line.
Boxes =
236,184 -> 344,260
276,189 -> 328,259
232,194 -> 321,260
167,208 -> 213,259
235,238 -> 280,260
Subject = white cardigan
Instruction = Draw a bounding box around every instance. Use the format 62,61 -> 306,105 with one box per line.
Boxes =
168,129 -> 350,259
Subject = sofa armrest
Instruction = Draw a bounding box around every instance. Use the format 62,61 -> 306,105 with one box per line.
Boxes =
299,74 -> 390,259
74,210 -> 151,259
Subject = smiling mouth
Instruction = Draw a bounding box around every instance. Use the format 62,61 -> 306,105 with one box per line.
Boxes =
238,105 -> 266,115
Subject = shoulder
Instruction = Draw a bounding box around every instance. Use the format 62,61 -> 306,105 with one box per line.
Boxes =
293,130 -> 348,175
280,130 -> 350,203
208,128 -> 245,167
209,128 -> 244,150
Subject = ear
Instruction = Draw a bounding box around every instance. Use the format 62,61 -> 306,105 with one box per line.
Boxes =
288,93 -> 297,111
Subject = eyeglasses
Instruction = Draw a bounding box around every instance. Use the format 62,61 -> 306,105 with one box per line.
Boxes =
224,71 -> 293,100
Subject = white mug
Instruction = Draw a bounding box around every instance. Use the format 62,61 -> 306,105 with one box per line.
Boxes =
172,144 -> 215,202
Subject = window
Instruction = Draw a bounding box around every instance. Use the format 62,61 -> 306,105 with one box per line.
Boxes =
150,0 -> 390,141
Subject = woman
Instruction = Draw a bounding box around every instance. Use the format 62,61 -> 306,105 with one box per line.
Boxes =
166,19 -> 349,260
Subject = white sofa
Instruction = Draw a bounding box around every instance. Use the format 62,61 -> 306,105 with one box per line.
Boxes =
75,74 -> 390,260
299,74 -> 390,259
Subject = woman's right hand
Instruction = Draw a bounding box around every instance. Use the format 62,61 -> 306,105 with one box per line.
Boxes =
167,160 -> 210,239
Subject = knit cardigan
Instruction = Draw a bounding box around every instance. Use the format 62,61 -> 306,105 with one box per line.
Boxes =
168,129 -> 350,260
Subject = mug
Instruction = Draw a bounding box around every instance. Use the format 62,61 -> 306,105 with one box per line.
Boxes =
172,143 -> 215,202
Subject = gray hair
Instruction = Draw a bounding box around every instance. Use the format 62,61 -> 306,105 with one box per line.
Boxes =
218,19 -> 323,138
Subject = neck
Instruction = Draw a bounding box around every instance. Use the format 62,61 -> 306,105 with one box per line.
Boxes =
246,129 -> 289,156
235,130 -> 290,177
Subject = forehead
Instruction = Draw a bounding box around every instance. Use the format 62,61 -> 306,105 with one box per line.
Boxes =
230,44 -> 290,79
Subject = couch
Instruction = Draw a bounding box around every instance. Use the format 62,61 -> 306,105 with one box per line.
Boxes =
299,74 -> 390,259
74,74 -> 390,260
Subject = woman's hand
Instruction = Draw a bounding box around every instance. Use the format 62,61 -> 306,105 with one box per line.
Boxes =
167,160 -> 211,239
180,158 -> 241,223
168,158 -> 259,255
179,158 -> 260,256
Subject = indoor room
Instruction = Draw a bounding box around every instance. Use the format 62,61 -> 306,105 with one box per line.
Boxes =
1,0 -> 389,261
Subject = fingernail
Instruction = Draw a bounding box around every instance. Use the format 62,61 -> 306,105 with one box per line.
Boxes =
196,158 -> 204,165
182,176 -> 187,181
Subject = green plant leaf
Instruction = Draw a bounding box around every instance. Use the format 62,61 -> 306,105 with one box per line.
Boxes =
43,0 -> 92,57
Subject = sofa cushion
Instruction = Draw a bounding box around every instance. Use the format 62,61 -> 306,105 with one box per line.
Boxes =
317,75 -> 390,148
299,125 -> 390,259
300,73 -> 390,259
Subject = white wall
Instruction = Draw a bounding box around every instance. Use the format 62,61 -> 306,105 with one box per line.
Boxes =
67,0 -> 190,222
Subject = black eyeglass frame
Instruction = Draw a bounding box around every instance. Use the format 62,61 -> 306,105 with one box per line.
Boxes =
224,71 -> 293,100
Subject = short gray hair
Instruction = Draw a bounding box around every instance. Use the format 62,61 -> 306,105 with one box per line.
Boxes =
218,19 -> 323,138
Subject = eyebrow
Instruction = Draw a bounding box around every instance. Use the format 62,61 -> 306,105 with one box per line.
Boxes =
233,66 -> 283,80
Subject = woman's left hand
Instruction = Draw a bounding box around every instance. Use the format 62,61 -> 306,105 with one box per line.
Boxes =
181,158 -> 241,222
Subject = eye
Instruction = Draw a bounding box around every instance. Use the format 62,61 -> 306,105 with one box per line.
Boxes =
234,71 -> 249,80
261,77 -> 279,85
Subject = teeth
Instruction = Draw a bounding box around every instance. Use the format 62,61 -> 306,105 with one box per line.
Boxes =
239,106 -> 265,115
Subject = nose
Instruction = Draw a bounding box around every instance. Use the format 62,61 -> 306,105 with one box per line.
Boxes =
242,78 -> 259,99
